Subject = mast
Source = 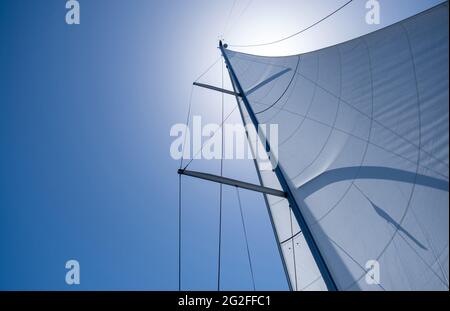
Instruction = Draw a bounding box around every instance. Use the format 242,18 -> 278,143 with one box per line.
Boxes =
223,61 -> 294,291
219,41 -> 338,291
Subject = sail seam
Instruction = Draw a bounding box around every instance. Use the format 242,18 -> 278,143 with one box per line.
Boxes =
221,43 -> 339,291
237,56 -> 448,169
288,47 -> 343,182
250,100 -> 448,179
254,56 -> 301,114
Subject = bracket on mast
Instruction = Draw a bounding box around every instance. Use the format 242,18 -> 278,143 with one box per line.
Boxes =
193,82 -> 242,97
178,169 -> 287,198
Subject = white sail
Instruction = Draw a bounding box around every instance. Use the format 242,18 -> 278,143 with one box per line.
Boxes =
236,92 -> 327,291
223,2 -> 449,290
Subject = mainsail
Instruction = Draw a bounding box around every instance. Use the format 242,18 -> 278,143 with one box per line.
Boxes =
221,2 -> 449,291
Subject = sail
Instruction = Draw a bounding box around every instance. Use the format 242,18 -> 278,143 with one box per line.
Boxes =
223,2 -> 449,290
235,90 -> 328,291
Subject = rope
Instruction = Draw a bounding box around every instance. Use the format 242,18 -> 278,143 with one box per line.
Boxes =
224,0 -> 253,38
195,57 -> 221,83
182,104 -> 238,170
178,82 -> 196,291
179,86 -> 194,169
217,61 -> 225,291
289,206 -> 298,291
235,187 -> 256,290
178,174 -> 182,291
222,0 -> 238,37
228,0 -> 353,48
180,56 -> 222,169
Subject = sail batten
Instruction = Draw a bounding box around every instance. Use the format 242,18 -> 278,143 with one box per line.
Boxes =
222,2 -> 449,291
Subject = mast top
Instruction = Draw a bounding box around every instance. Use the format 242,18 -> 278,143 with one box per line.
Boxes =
219,40 -> 228,49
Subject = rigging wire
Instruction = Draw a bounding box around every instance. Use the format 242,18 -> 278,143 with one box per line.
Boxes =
289,206 -> 299,291
222,0 -> 238,37
217,61 -> 225,291
178,173 -> 182,291
182,54 -> 222,168
195,56 -> 221,83
177,84 -> 197,291
182,103 -> 239,170
224,0 -> 253,38
235,187 -> 256,290
179,86 -> 194,169
183,57 -> 239,170
177,55 -> 220,288
228,0 -> 354,48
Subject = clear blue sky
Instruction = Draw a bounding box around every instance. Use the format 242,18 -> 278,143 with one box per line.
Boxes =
0,0 -> 445,290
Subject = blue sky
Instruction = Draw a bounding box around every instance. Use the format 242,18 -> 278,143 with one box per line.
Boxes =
0,0 -> 445,290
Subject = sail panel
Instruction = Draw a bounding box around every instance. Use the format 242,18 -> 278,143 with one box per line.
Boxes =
224,2 -> 449,290
236,90 -> 327,290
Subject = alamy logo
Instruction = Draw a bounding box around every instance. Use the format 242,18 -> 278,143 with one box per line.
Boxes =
65,259 -> 80,285
170,116 -> 279,171
365,259 -> 380,285
66,0 -> 80,25
365,0 -> 380,25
